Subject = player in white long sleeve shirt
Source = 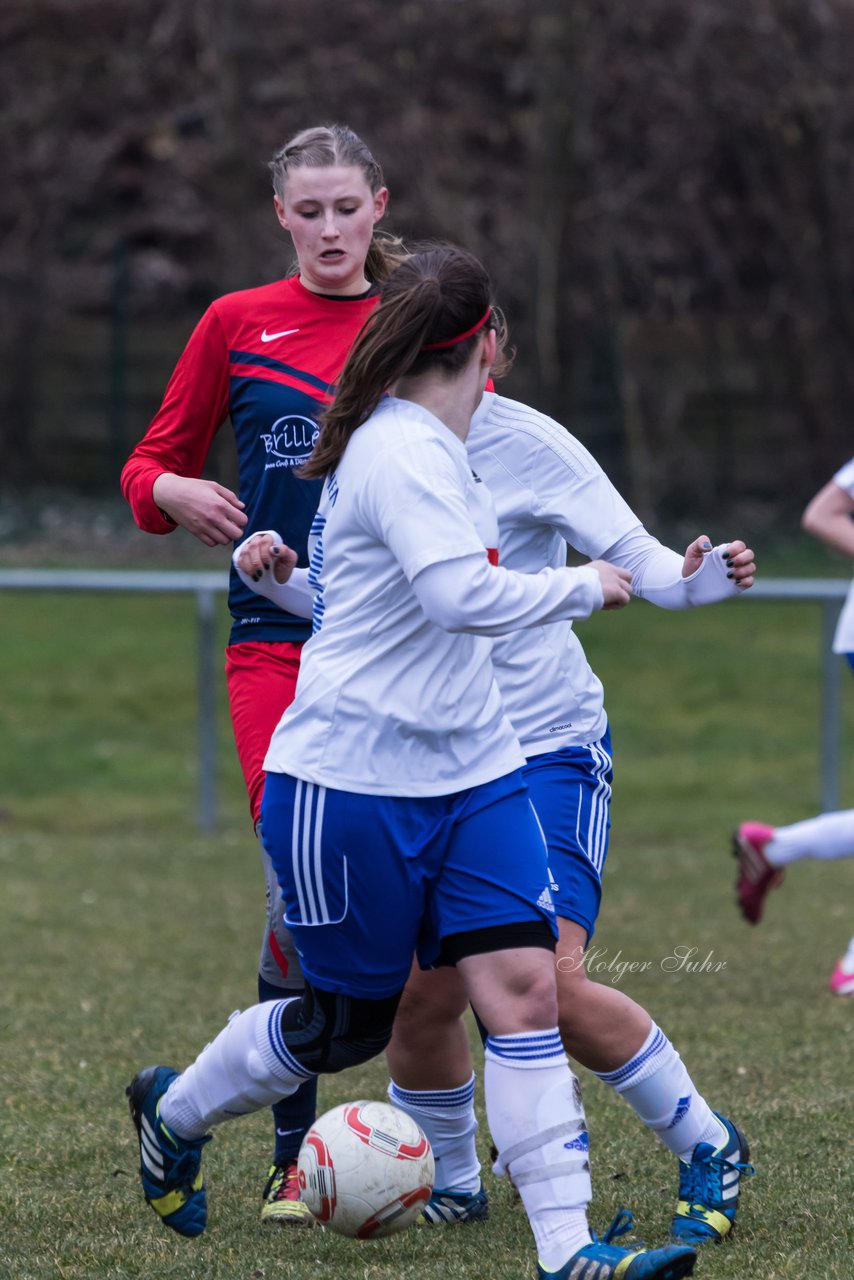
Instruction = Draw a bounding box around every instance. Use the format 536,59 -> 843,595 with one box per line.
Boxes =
260,396 -> 604,796
734,457 -> 854,996
128,246 -> 696,1280
384,392 -> 755,1246
237,389 -> 756,1248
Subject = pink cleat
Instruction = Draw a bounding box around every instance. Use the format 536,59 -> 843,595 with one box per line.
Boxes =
828,958 -> 854,996
731,822 -> 784,924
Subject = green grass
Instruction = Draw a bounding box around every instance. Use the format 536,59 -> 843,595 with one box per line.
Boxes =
1,584 -> 853,1279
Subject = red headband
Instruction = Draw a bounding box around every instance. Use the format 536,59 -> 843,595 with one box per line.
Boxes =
421,306 -> 492,351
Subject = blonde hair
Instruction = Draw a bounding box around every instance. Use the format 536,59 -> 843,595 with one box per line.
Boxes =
269,124 -> 406,284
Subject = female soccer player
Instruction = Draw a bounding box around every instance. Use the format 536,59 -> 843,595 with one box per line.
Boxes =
127,245 -> 697,1280
239,395 -> 757,1246
381,394 -> 756,1245
120,124 -> 404,1223
734,457 -> 854,995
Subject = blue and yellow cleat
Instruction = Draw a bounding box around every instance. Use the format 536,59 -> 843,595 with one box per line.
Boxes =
539,1210 -> 696,1280
419,1178 -> 489,1225
126,1065 -> 211,1238
671,1112 -> 755,1244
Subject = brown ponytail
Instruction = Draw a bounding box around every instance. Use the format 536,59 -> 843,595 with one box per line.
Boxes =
302,245 -> 503,479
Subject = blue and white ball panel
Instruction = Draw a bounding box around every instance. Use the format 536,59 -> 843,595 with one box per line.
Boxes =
523,728 -> 613,942
261,769 -> 556,999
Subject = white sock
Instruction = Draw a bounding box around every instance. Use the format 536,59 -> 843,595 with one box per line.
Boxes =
485,1029 -> 591,1270
160,1000 -> 314,1139
594,1022 -> 726,1162
387,1074 -> 480,1193
766,810 -> 854,867
840,934 -> 854,973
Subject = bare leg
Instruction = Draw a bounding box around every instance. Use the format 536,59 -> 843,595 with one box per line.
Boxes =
555,919 -> 650,1071
555,918 -> 727,1168
386,963 -> 482,1201
386,961 -> 472,1089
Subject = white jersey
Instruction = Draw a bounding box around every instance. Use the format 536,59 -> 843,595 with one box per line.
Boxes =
467,392 -> 641,754
832,458 -> 854,654
263,396 -> 602,796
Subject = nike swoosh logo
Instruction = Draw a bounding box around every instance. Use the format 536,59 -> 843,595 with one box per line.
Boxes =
261,328 -> 300,342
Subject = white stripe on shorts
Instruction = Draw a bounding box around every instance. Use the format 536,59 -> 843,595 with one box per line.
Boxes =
578,740 -> 612,876
291,780 -> 331,925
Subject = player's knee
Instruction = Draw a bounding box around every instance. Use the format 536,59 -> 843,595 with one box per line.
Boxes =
280,984 -> 402,1075
396,968 -> 468,1033
517,966 -> 559,1027
448,920 -> 559,1030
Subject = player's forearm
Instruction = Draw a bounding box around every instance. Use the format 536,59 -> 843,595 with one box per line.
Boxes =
413,555 -> 603,635
801,510 -> 854,559
604,528 -> 739,609
232,539 -> 313,618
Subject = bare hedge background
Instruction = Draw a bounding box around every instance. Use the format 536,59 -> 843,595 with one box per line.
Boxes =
3,0 -> 853,539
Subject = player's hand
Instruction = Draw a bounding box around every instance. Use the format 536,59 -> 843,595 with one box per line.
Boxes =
682,534 -> 756,589
152,474 -> 248,546
590,560 -> 633,610
236,534 -> 298,584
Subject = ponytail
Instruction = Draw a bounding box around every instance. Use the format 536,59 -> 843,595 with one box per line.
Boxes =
302,245 -> 502,480
365,231 -> 410,285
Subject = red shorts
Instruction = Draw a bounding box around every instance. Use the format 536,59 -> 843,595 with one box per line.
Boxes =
225,640 -> 303,825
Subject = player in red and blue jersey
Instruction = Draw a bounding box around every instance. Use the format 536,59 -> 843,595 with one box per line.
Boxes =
121,124 -> 403,1225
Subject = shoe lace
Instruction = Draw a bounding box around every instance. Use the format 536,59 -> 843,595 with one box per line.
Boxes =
680,1150 -> 756,1209
268,1159 -> 300,1201
595,1207 -> 645,1248
168,1148 -> 202,1192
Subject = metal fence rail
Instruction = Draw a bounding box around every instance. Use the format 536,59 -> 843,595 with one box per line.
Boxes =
1,570 -> 849,830
0,568 -> 225,833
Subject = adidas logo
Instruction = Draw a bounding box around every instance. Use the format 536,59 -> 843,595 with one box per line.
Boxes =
563,1130 -> 590,1153
565,1255 -> 620,1279
140,1113 -> 166,1181
536,886 -> 555,914
666,1095 -> 692,1129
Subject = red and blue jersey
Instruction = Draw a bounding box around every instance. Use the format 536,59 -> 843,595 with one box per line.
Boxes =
121,275 -> 379,644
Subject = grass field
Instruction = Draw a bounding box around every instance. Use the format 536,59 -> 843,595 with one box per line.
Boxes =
2,570 -> 854,1279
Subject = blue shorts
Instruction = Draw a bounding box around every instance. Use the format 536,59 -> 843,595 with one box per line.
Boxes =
523,727 -> 613,944
260,769 -> 557,999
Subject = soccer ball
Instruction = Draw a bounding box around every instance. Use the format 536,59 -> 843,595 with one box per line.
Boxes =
297,1100 -> 434,1238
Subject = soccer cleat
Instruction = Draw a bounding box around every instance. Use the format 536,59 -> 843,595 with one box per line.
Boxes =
829,958 -> 854,996
418,1179 -> 490,1225
732,822 -> 784,923
539,1209 -> 696,1279
671,1112 -> 755,1244
261,1158 -> 316,1225
126,1065 -> 210,1238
